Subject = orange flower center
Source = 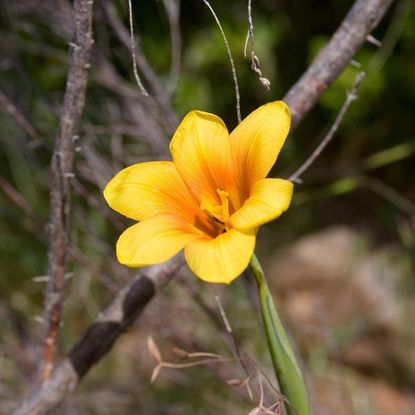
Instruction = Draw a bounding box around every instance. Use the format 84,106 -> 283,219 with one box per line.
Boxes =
200,189 -> 232,234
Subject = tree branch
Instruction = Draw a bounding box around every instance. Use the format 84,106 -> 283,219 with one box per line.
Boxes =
13,257 -> 182,415
40,0 -> 94,380
284,0 -> 395,129
15,0 -> 395,412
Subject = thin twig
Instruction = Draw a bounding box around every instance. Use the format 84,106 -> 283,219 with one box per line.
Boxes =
150,349 -> 233,384
363,175 -> 415,216
176,278 -> 275,403
244,0 -> 271,90
102,0 -> 178,134
202,0 -> 241,123
127,0 -> 149,96
40,0 -> 94,380
369,0 -> 412,70
214,294 -> 251,377
162,0 -> 182,93
288,71 -> 365,183
177,278 -> 250,375
0,175 -> 128,294
176,277 -> 225,330
0,177 -> 35,216
0,90 -> 43,148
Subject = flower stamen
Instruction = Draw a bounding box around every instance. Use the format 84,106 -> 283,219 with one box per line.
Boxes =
200,189 -> 231,233
217,189 -> 230,223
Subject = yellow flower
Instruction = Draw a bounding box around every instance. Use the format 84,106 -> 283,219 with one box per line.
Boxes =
104,101 -> 293,284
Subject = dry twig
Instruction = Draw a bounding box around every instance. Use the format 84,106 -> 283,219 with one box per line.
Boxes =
148,337 -> 232,384
288,71 -> 365,183
127,0 -> 149,96
102,0 -> 178,133
244,0 -> 271,90
202,0 -> 242,123
40,0 -> 94,380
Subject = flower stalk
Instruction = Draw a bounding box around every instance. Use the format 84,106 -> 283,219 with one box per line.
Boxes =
250,254 -> 313,415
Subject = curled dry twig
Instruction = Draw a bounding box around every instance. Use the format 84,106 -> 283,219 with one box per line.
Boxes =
244,0 -> 271,90
147,336 -> 232,383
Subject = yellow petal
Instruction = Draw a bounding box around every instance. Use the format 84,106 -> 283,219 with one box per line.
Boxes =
230,178 -> 293,230
116,215 -> 200,267
104,161 -> 198,222
184,229 -> 256,284
230,101 -> 291,197
169,111 -> 234,204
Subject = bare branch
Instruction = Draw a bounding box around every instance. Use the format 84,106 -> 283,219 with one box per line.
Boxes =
288,71 -> 365,183
40,0 -> 94,380
13,258 -> 181,415
284,0 -> 395,129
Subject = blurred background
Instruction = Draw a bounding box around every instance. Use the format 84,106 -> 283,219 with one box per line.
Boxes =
0,0 -> 414,413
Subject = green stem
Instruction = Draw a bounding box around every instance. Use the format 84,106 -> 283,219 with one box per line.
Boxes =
250,254 -> 313,415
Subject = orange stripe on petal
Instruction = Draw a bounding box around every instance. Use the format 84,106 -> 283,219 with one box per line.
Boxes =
103,161 -> 198,222
116,216 -> 200,267
230,101 -> 291,198
170,111 -> 234,205
230,178 -> 293,230
184,228 -> 256,284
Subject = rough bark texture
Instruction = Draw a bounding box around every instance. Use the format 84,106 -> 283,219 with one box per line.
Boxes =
13,257 -> 181,415
41,0 -> 94,380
